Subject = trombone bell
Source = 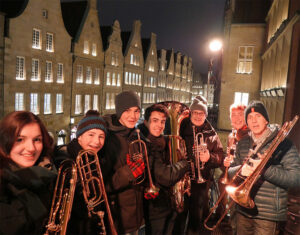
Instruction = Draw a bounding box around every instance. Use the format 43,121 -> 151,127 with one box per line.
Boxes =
226,185 -> 254,209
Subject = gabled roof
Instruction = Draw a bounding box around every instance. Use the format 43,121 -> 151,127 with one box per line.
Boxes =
121,31 -> 131,54
166,49 -> 174,68
141,38 -> 150,60
0,0 -> 28,18
61,1 -> 88,40
100,25 -> 112,51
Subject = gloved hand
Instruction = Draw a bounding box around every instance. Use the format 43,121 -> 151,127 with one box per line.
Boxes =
126,154 -> 145,179
144,191 -> 159,200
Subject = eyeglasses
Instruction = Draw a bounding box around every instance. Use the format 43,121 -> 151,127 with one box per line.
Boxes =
192,111 -> 206,116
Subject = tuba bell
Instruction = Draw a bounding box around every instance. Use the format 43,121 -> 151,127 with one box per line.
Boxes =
159,101 -> 191,213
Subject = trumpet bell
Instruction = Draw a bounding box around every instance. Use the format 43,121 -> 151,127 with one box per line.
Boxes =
145,185 -> 160,194
225,185 -> 255,209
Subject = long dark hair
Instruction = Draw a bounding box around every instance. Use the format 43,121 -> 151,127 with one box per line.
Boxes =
0,111 -> 53,165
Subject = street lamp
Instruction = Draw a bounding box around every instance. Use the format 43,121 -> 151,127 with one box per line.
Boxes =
207,39 -> 223,104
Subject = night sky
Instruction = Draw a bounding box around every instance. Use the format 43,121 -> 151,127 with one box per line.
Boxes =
98,0 -> 226,73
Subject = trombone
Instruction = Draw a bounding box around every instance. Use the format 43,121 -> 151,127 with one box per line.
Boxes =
204,115 -> 299,230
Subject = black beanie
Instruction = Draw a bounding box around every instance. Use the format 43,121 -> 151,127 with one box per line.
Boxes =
115,90 -> 141,118
245,100 -> 269,124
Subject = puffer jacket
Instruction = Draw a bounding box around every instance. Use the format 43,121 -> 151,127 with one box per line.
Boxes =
0,158 -> 57,235
180,117 -> 224,180
229,124 -> 300,221
102,114 -> 144,234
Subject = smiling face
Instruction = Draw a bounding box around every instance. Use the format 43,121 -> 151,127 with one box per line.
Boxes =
145,111 -> 167,137
119,106 -> 140,128
9,123 -> 43,168
190,110 -> 206,127
78,129 -> 105,153
231,109 -> 246,130
247,112 -> 268,138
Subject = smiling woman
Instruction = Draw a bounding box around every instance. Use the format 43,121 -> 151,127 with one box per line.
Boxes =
0,111 -> 57,234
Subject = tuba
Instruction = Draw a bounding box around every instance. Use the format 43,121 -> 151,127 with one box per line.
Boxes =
204,115 -> 299,230
159,101 -> 191,213
44,160 -> 77,235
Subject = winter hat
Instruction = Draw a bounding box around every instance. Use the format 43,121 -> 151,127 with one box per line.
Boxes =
76,115 -> 107,138
190,95 -> 208,115
115,90 -> 141,118
244,100 -> 269,124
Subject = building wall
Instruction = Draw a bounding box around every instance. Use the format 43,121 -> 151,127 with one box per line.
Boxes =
0,13 -> 4,118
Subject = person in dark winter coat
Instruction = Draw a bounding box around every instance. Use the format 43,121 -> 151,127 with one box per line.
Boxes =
0,111 -> 57,235
228,100 -> 300,235
102,90 -> 146,235
138,104 -> 191,235
53,110 -> 108,235
179,95 -> 224,235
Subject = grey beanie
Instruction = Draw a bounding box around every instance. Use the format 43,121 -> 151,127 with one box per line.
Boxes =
115,90 -> 141,118
190,95 -> 208,115
245,100 -> 269,124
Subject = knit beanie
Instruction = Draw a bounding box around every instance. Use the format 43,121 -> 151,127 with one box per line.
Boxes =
76,115 -> 107,138
115,90 -> 141,118
244,100 -> 269,124
189,95 -> 208,115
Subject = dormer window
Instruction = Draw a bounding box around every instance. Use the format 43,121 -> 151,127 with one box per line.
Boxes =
84,41 -> 89,54
92,43 -> 97,56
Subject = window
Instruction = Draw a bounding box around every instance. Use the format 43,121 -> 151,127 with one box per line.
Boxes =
149,61 -> 155,72
125,72 -> 128,84
46,33 -> 53,52
15,93 -> 24,111
84,41 -> 89,54
93,94 -> 98,110
106,72 -> 111,85
44,93 -> 51,114
45,61 -> 52,82
57,63 -> 64,83
112,73 -> 116,86
32,29 -> 41,49
84,95 -> 90,114
94,68 -> 100,84
105,93 -> 116,110
237,46 -> 253,74
76,65 -> 83,83
75,95 -> 82,114
86,67 -> 92,84
56,94 -> 63,113
42,9 -> 48,19
30,93 -> 39,114
234,92 -> 249,106
16,56 -> 25,80
117,73 -> 121,86
92,43 -> 97,56
31,59 -> 40,81
130,54 -> 134,64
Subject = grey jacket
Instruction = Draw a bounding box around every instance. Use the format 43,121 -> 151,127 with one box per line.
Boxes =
228,124 -> 300,221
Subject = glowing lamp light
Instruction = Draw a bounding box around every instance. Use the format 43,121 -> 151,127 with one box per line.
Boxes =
209,39 -> 222,52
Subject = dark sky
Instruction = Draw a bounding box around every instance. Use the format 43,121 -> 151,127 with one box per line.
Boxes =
98,0 -> 226,73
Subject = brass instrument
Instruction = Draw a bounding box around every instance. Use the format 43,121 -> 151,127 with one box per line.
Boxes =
192,126 -> 207,183
45,160 -> 77,235
76,150 -> 117,235
159,101 -> 191,213
204,115 -> 299,230
129,129 -> 160,195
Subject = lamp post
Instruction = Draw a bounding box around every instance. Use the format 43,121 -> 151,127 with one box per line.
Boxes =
207,39 -> 222,104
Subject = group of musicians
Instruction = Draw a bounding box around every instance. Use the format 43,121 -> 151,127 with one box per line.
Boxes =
0,90 -> 300,235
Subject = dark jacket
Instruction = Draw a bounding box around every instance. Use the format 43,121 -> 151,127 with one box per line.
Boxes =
138,123 -> 191,221
229,124 -> 300,221
0,159 -> 57,235
102,114 -> 144,234
180,117 -> 224,180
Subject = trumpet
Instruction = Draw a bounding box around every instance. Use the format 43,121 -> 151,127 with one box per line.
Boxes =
192,126 -> 207,184
76,150 -> 117,235
44,160 -> 77,235
204,115 -> 299,230
129,129 -> 160,195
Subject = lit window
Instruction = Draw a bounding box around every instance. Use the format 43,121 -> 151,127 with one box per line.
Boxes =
94,68 -> 100,85
130,54 -> 134,65
84,95 -> 90,114
32,29 -> 41,49
125,72 -> 128,84
31,59 -> 40,81
117,73 -> 121,86
76,65 -> 83,83
86,67 -> 92,84
237,46 -> 253,74
92,43 -> 97,56
30,93 -> 39,114
46,33 -> 54,52
75,94 -> 82,114
234,92 -> 249,106
44,93 -> 51,114
84,41 -> 89,54
112,73 -> 116,86
106,72 -> 111,85
56,93 -> 63,113
16,56 -> 25,80
93,94 -> 98,110
45,61 -> 53,82
57,63 -> 64,83
105,92 -> 116,110
15,93 -> 24,111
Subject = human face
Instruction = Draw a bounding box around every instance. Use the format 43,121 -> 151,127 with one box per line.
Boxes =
145,111 -> 167,137
247,112 -> 268,138
9,123 -> 43,168
119,106 -> 140,128
231,109 -> 246,130
78,129 -> 105,153
190,110 -> 206,127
